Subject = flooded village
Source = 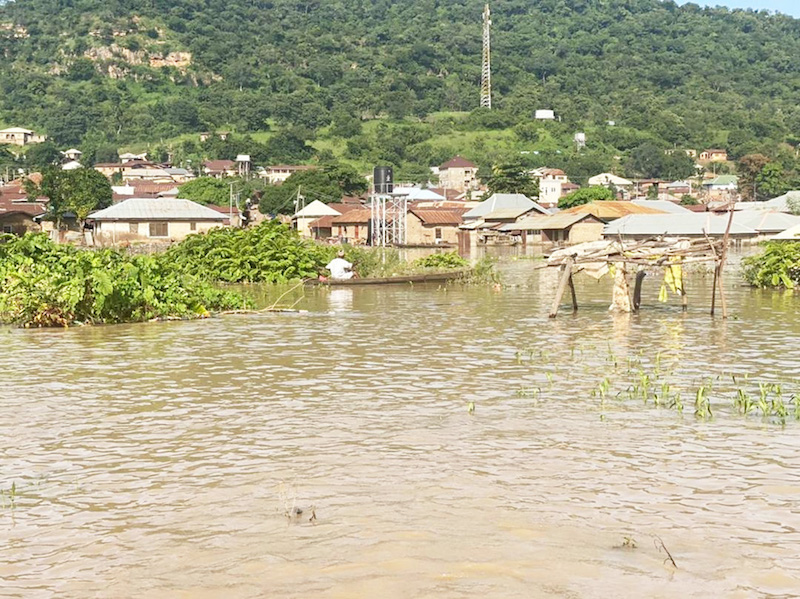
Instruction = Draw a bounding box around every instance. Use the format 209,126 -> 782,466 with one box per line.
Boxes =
4,0 -> 800,597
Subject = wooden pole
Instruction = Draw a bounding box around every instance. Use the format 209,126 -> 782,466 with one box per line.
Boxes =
568,273 -> 578,314
549,257 -> 574,318
717,203 -> 735,319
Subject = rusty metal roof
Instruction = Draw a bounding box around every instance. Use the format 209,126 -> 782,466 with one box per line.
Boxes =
563,201 -> 666,221
409,208 -> 464,225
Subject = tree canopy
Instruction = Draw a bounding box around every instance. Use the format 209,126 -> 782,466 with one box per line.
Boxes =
558,186 -> 614,209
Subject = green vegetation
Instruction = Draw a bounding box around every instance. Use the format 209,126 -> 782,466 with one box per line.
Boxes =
742,242 -> 800,289
4,1 -> 800,185
412,252 -> 469,270
162,220 -> 334,283
0,233 -> 244,327
258,164 -> 368,214
25,166 -> 113,229
558,186 -> 614,209
516,346 -> 800,425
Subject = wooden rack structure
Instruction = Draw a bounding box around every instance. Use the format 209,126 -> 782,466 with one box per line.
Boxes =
541,232 -> 733,319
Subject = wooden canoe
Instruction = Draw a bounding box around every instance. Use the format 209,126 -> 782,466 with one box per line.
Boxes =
307,269 -> 470,286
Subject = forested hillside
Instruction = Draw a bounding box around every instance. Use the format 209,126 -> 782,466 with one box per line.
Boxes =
2,0 -> 800,180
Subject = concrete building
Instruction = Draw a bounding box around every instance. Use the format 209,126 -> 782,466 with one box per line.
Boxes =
0,127 -> 47,146
406,208 -> 466,246
438,156 -> 479,192
531,167 -> 570,208
91,198 -> 227,243
266,165 -> 316,185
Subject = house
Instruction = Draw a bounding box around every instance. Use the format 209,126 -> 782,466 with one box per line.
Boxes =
307,203 -> 362,240
702,175 -> 738,200
665,180 -> 692,196
265,165 -> 316,185
699,149 -> 728,162
500,212 -> 605,245
90,197 -> 228,243
330,208 -> 371,244
406,208 -> 465,246
438,156 -> 479,192
119,152 -> 148,163
562,201 -> 665,222
112,181 -> 180,202
61,160 -> 83,171
121,166 -> 178,184
0,127 -> 47,146
732,211 -> 800,238
62,148 -> 83,161
734,191 -> 799,213
462,193 -> 548,221
292,200 -> 343,238
163,167 -> 194,183
0,199 -> 46,235
534,109 -> 556,120
203,160 -> 237,178
587,173 -> 633,187
603,213 -> 756,240
531,167 -> 570,208
772,224 -> 800,240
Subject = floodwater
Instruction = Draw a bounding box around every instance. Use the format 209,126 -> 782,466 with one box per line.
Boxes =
2,252 -> 800,598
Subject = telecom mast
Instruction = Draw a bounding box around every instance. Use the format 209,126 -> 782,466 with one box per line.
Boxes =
480,4 -> 492,109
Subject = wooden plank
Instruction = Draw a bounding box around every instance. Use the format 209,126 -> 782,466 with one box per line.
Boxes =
549,258 -> 574,318
568,273 -> 578,313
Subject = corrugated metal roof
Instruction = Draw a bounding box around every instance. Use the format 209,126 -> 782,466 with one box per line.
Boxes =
294,200 -> 342,218
483,207 -> 536,220
409,208 -> 464,225
772,224 -> 800,240
604,213 -> 756,237
631,199 -> 694,214
500,212 -> 600,232
463,193 -> 548,219
90,198 -> 228,221
733,211 -> 800,233
331,208 -> 372,224
564,201 -> 666,220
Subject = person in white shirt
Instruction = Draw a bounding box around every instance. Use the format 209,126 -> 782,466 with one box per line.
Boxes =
325,250 -> 356,280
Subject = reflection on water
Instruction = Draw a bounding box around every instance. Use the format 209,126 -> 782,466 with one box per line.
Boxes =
2,253 -> 800,598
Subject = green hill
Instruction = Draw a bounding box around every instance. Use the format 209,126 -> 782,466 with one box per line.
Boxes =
2,0 -> 800,180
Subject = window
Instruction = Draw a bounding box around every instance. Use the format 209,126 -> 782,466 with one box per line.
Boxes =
2,225 -> 12,234
149,222 -> 168,237
129,223 -> 139,234
435,227 -> 443,240
190,222 -> 197,231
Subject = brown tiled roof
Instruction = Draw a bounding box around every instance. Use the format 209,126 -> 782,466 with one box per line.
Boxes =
409,208 -> 464,226
309,215 -> 335,229
439,156 -> 477,170
428,187 -> 463,201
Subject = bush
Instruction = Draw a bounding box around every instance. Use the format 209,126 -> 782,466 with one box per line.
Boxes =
0,234 -> 243,327
741,242 -> 800,289
163,220 -> 335,283
412,251 -> 469,270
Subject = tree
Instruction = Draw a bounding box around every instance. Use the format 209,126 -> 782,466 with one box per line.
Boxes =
178,177 -> 231,206
485,164 -> 539,198
61,168 -> 112,229
680,194 -> 699,206
259,164 -> 367,215
558,186 -> 613,209
29,166 -> 112,231
737,154 -> 770,201
24,141 -> 61,170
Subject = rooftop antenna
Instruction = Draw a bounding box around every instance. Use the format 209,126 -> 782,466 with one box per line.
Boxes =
481,4 -> 492,109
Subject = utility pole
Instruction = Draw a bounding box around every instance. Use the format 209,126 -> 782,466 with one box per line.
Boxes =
480,4 -> 492,109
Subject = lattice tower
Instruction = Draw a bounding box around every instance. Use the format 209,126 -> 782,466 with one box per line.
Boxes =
480,4 -> 492,109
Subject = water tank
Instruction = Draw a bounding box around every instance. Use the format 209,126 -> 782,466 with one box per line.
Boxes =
373,166 -> 393,194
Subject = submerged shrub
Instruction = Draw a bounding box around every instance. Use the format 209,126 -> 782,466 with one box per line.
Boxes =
412,251 -> 469,270
163,220 -> 334,283
0,233 -> 244,327
742,242 -> 800,289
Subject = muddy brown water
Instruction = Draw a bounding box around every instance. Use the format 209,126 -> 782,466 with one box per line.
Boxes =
2,251 -> 800,598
